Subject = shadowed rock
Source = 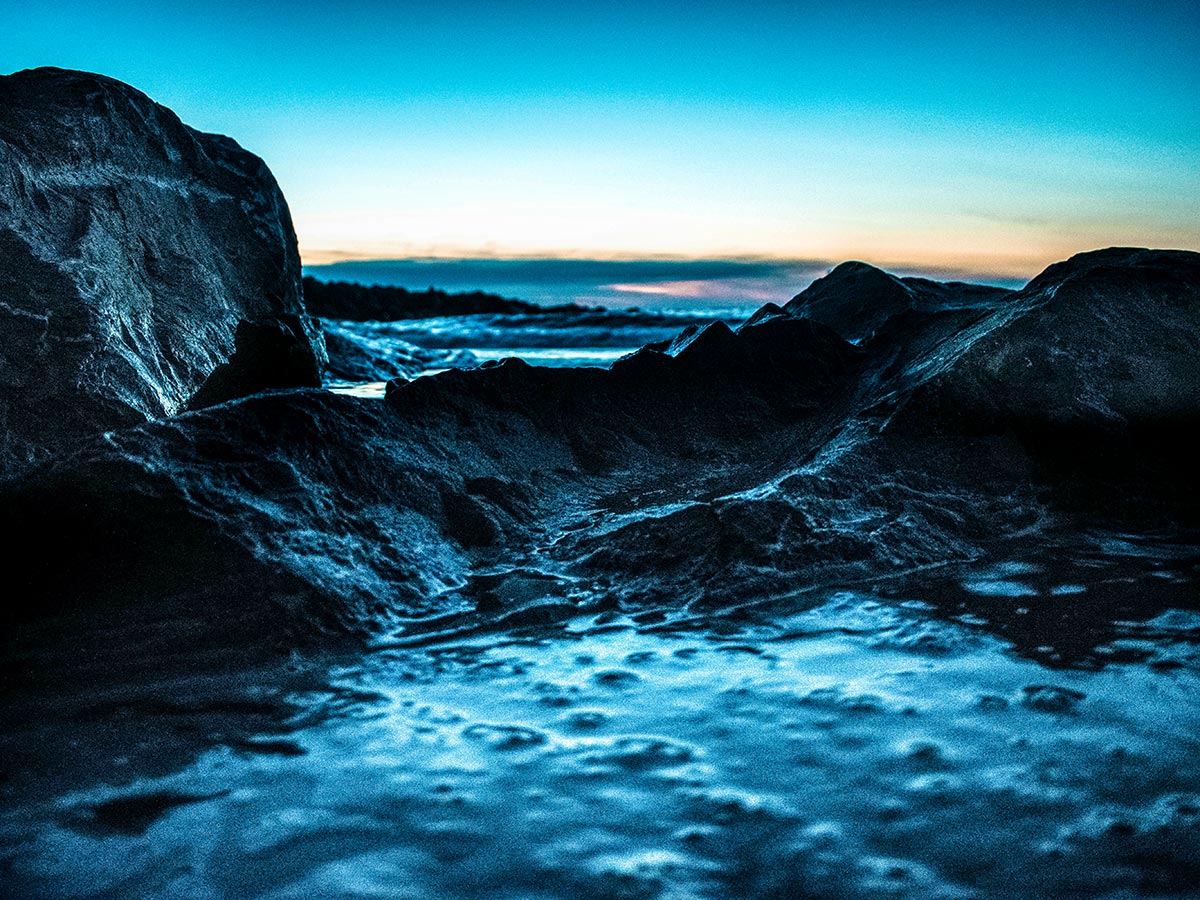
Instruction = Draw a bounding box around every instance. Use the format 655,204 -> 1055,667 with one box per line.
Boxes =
785,260 -> 1013,343
1,316 -> 862,634
0,67 -> 325,478
4,249 -> 1196,648
893,248 -> 1200,433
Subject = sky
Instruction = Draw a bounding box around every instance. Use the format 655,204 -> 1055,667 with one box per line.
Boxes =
4,0 -> 1199,298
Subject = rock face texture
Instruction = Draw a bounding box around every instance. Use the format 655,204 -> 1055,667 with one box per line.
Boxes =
4,248 -> 1197,641
897,248 -> 1200,433
0,67 -> 325,478
3,316 -> 864,633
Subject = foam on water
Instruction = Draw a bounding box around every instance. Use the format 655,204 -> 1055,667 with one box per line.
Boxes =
466,347 -> 641,367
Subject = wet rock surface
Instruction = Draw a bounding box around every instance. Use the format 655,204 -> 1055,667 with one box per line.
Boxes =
3,249 -> 1197,641
0,67 -> 324,478
3,596 -> 1199,900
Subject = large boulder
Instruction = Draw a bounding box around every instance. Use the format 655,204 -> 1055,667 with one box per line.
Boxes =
0,67 -> 325,478
895,248 -> 1200,434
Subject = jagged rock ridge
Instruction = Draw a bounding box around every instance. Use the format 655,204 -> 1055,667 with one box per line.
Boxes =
3,248 -> 1197,643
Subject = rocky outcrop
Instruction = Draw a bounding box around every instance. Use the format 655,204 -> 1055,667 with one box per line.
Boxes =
893,248 -> 1200,433
3,314 -> 863,633
785,260 -> 1013,343
0,68 -> 325,478
1,76 -> 1195,649
5,249 -> 1196,643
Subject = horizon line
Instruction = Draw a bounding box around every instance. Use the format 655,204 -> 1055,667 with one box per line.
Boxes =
299,250 -> 1049,288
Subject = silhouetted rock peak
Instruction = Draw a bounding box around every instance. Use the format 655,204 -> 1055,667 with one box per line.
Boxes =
739,302 -> 787,328
0,67 -> 325,478
782,260 -> 1016,344
784,261 -> 918,342
667,321 -> 738,358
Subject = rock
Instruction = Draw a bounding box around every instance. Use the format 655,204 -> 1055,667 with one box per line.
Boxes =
896,248 -> 1200,434
0,314 -> 861,633
785,261 -> 917,342
0,67 -> 324,478
784,261 -> 1012,343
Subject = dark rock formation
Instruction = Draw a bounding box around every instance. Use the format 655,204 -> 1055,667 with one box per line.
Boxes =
785,260 -> 1013,343
2,315 -> 863,634
0,67 -> 325,478
4,248 -> 1196,647
303,277 -> 548,320
0,65 -> 1194,667
895,248 -> 1200,433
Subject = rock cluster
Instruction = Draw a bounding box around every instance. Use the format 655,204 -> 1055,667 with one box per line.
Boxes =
2,69 -> 1197,647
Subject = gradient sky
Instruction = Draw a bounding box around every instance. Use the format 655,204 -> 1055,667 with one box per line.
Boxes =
5,0 -> 1199,281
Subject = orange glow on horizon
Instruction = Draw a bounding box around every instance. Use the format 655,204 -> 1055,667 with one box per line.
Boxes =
296,240 -> 1130,285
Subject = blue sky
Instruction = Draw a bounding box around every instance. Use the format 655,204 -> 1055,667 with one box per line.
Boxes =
5,0 -> 1199,284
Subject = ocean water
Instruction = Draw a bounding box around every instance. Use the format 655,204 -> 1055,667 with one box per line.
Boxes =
2,531 -> 1197,899
325,307 -> 752,396
302,258 -> 825,311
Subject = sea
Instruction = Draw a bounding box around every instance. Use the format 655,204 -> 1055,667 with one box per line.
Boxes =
307,261 -> 769,396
